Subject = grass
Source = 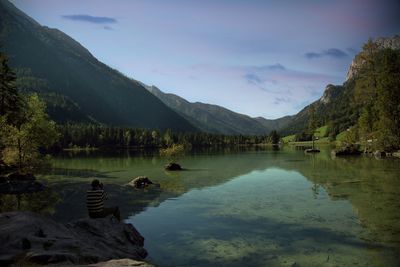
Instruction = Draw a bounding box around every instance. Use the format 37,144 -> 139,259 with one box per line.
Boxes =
282,134 -> 295,143
315,125 -> 328,138
282,125 -> 329,145
335,130 -> 348,142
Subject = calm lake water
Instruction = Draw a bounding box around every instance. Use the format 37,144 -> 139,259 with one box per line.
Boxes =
5,146 -> 400,266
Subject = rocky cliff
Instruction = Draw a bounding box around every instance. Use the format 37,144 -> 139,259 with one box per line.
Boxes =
346,35 -> 400,81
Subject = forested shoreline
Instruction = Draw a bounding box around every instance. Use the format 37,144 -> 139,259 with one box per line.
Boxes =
54,124 -> 281,151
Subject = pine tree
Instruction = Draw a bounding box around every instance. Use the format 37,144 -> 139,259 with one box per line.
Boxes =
269,130 -> 280,144
0,52 -> 21,124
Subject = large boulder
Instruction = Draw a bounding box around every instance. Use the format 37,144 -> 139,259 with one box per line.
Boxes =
164,162 -> 182,171
331,146 -> 362,157
0,212 -> 148,266
126,176 -> 153,189
373,150 -> 386,158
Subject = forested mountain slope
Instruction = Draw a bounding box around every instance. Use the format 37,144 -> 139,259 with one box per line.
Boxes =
0,0 -> 197,132
279,35 -> 400,140
145,85 -> 274,135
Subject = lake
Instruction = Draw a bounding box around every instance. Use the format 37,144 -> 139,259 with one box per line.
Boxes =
5,146 -> 400,267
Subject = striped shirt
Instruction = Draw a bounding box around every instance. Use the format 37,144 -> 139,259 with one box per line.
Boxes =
86,189 -> 107,213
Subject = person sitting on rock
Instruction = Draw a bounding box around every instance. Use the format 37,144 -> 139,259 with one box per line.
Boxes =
86,179 -> 121,221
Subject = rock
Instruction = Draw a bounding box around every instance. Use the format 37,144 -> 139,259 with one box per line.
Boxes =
331,146 -> 362,157
374,150 -> 386,158
89,258 -> 155,267
127,176 -> 153,189
0,212 -> 148,266
393,151 -> 400,158
319,84 -> 342,104
164,162 -> 182,171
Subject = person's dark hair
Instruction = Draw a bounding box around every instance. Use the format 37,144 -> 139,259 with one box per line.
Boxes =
91,179 -> 100,189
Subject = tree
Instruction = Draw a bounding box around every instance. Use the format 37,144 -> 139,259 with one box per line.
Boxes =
375,49 -> 400,150
353,40 -> 380,147
0,52 -> 21,123
1,94 -> 59,173
159,143 -> 186,164
269,130 -> 280,145
123,130 -> 131,148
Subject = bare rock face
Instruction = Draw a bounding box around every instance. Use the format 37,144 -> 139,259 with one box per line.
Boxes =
346,35 -> 400,81
0,212 -> 148,266
319,84 -> 342,104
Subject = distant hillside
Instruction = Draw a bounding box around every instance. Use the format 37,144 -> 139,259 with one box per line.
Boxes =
0,0 -> 197,132
254,116 -> 293,133
145,85 -> 277,135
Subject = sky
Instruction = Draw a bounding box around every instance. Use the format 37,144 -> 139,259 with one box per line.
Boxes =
10,0 -> 400,119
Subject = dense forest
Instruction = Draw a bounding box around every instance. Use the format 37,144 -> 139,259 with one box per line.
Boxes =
55,124 -> 280,150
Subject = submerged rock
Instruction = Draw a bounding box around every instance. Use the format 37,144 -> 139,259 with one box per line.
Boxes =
165,162 -> 182,171
0,212 -> 147,266
127,176 -> 154,189
90,258 -> 155,267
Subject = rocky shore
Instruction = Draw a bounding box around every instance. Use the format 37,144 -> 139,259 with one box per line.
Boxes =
0,212 -> 151,266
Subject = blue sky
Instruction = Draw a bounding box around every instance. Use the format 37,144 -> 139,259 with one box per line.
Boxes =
10,0 -> 400,119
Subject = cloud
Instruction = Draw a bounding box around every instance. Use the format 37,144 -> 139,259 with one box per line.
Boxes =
244,73 -> 262,85
103,26 -> 114,31
244,63 -> 286,85
304,52 -> 321,59
274,97 -> 291,105
62,14 -> 117,24
305,48 -> 348,59
255,63 -> 286,71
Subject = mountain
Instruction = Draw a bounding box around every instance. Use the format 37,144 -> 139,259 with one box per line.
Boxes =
144,85 -> 277,135
254,116 -> 293,133
279,84 -> 349,136
279,35 -> 400,137
0,0 -> 197,132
